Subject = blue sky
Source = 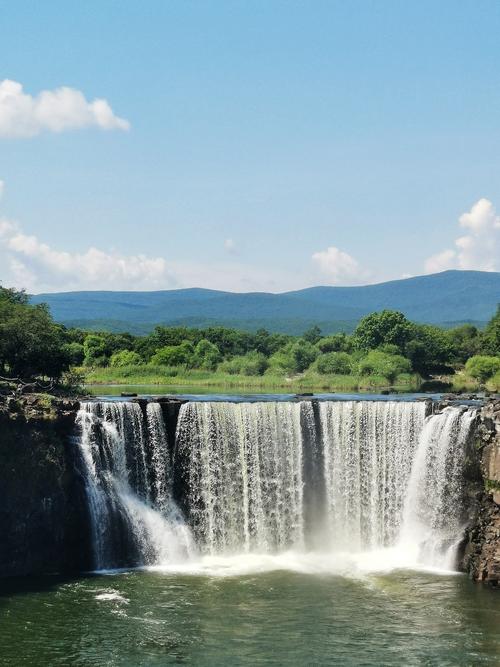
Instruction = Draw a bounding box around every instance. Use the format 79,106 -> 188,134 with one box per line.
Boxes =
0,0 -> 499,292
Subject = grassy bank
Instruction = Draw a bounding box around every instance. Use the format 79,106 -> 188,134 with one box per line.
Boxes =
81,364 -> 421,392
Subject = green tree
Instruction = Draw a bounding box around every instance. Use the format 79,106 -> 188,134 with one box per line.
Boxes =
358,350 -> 411,384
316,352 -> 353,375
482,305 -> 500,356
302,325 -> 322,345
192,339 -> 221,370
465,355 -> 500,383
110,350 -> 143,367
150,341 -> 194,366
83,335 -> 108,367
405,324 -> 453,375
219,351 -> 269,376
62,341 -> 85,366
316,333 -> 352,353
353,310 -> 414,352
0,287 -> 70,380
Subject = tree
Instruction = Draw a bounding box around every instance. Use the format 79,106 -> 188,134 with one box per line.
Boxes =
302,325 -> 322,345
447,324 -> 481,365
316,333 -> 352,353
353,311 -> 414,352
316,352 -> 353,375
0,287 -> 70,380
268,340 -> 318,375
358,350 -> 411,384
83,335 -> 108,367
482,305 -> 500,356
192,339 -> 221,370
62,342 -> 85,366
110,350 -> 143,367
465,355 -> 500,383
219,351 -> 269,376
405,324 -> 453,375
150,341 -> 194,366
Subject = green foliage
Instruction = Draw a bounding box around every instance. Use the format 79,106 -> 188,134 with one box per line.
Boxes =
465,355 -> 500,383
110,350 -> 143,367
316,333 -> 352,353
150,341 -> 194,366
358,350 -> 411,384
302,325 -> 322,345
268,339 -> 318,375
192,339 -> 222,370
83,335 -> 108,367
0,287 -> 70,380
62,342 -> 85,366
482,305 -> 500,355
316,352 -> 353,375
353,310 -> 414,352
405,324 -> 453,375
219,351 -> 269,376
446,324 -> 482,364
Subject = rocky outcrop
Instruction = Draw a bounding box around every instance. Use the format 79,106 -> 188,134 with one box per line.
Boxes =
461,399 -> 500,585
0,394 -> 90,577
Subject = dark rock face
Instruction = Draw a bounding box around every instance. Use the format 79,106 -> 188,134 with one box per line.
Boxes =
460,399 -> 500,586
0,395 -> 91,577
462,493 -> 500,585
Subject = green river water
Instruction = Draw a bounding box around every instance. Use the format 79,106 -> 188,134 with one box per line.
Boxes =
1,567 -> 499,666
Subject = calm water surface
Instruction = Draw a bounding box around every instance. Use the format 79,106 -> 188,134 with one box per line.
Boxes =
1,569 -> 498,666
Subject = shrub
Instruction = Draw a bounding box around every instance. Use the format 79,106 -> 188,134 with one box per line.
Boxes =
316,352 -> 353,375
150,341 -> 194,366
358,350 -> 411,384
110,350 -> 143,367
465,355 -> 500,383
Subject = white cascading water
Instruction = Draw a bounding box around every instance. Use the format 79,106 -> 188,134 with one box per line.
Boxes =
76,402 -> 194,570
77,399 -> 477,573
175,401 -> 305,554
398,406 -> 477,569
318,400 -> 426,551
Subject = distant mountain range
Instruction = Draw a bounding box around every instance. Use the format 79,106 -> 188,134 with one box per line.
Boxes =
31,270 -> 500,335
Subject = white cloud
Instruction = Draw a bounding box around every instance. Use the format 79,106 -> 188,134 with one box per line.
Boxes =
0,218 -> 312,293
0,220 -> 170,291
224,238 -> 236,253
311,245 -> 367,285
425,199 -> 500,273
0,79 -> 130,138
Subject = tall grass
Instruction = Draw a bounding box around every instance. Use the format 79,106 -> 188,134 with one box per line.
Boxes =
81,364 -> 421,392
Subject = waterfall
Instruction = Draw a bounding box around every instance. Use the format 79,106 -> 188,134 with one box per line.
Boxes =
175,401 -> 305,554
318,401 -> 426,551
399,406 -> 477,569
76,398 -> 478,573
76,402 -> 194,570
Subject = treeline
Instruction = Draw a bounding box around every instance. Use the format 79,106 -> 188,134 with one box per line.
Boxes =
1,285 -> 499,387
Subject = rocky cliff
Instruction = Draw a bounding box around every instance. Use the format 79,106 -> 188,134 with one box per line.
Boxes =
0,394 -> 90,577
461,399 -> 500,585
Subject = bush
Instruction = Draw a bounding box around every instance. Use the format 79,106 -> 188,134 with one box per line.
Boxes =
192,339 -> 221,371
465,355 -> 500,383
358,350 -> 411,384
316,352 -> 353,375
316,334 -> 352,353
110,350 -> 143,367
150,341 -> 194,366
353,310 -> 414,352
218,351 -> 269,376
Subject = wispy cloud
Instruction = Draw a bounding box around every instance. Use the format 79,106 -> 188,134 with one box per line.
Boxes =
425,198 -> 500,273
0,219 -> 169,291
311,245 -> 368,285
0,79 -> 130,138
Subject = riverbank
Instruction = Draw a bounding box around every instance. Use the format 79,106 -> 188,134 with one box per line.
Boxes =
81,365 -> 422,392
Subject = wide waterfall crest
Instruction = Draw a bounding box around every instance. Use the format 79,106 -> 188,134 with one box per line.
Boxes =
77,398 -> 478,573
